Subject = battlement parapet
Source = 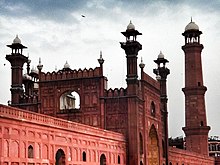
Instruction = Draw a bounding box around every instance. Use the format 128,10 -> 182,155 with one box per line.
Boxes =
105,88 -> 127,97
40,67 -> 102,81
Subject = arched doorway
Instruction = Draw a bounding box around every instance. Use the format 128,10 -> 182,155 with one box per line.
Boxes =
100,154 -> 106,165
60,91 -> 80,112
55,149 -> 65,165
148,125 -> 159,165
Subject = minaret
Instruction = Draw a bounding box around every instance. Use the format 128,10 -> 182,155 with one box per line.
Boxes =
153,51 -> 170,165
120,21 -> 142,94
120,21 -> 142,165
182,19 -> 210,155
6,35 -> 28,105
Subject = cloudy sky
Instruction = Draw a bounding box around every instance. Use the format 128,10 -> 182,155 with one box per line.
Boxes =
0,0 -> 219,137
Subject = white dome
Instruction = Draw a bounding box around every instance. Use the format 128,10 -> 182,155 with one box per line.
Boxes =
185,21 -> 199,31
64,61 -> 70,69
31,67 -> 38,74
158,51 -> 164,59
127,21 -> 135,30
13,35 -> 21,44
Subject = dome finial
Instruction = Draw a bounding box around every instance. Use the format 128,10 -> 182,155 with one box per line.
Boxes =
158,51 -> 164,59
139,57 -> 145,69
98,50 -> 104,65
37,57 -> 43,71
100,50 -> 102,58
127,20 -> 135,30
13,34 -> 21,44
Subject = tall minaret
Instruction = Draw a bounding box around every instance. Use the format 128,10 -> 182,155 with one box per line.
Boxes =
120,21 -> 142,165
120,21 -> 142,94
182,19 -> 210,155
6,35 -> 28,105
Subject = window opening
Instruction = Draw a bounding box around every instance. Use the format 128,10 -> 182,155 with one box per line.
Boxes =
151,101 -> 156,117
28,145 -> 34,158
83,151 -> 86,162
100,154 -> 106,165
118,155 -> 120,164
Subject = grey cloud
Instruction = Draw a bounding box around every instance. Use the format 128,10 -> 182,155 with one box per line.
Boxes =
0,0 -> 219,23
0,0 -> 87,22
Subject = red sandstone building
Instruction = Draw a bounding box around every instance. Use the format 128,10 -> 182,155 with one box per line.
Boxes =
0,20 -> 218,165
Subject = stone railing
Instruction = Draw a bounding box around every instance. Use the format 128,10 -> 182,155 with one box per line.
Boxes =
0,104 -> 125,142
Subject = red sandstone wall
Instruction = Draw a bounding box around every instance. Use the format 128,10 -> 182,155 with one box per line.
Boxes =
105,88 -> 128,136
0,104 -> 126,165
169,147 -> 215,165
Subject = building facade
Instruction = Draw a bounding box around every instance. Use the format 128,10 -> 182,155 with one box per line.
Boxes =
0,20 -> 217,165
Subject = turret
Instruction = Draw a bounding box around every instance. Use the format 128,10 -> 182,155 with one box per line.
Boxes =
153,51 -> 170,165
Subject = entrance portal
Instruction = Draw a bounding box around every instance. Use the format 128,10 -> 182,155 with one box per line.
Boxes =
55,149 -> 65,165
100,154 -> 106,165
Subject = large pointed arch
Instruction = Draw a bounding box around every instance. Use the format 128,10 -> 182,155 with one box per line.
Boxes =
148,124 -> 159,165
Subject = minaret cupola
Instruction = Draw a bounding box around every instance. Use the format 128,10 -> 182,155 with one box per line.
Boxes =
182,18 -> 202,45
7,35 -> 27,54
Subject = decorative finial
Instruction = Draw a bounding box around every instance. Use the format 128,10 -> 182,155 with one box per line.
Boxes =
27,53 -> 31,64
98,50 -> 104,65
139,57 -> 145,69
191,17 -> 192,22
37,57 -> 43,71
55,65 -> 57,71
100,51 -> 102,58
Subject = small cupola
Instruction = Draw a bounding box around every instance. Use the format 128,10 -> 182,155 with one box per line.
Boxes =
63,61 -> 71,71
182,18 -> 202,45
121,21 -> 142,42
7,35 -> 27,54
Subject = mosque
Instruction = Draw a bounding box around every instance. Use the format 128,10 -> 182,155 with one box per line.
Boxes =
0,20 -> 219,165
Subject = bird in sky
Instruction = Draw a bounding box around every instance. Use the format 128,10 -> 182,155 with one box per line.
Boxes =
81,15 -> 85,18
